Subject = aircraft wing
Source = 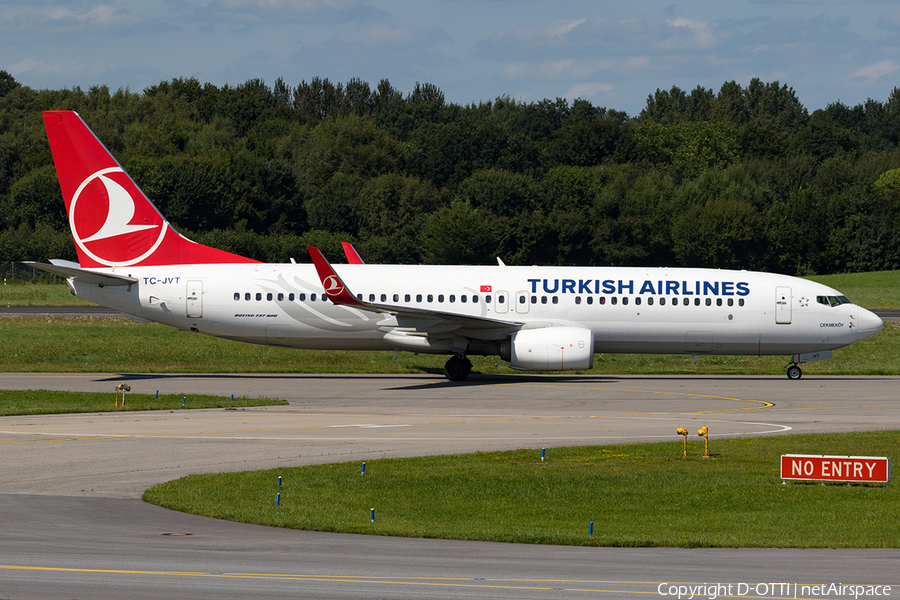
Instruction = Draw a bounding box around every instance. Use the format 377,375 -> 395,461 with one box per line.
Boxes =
307,247 -> 522,330
25,261 -> 138,286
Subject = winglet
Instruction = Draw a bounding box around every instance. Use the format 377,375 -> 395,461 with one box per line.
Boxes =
307,246 -> 367,307
341,242 -> 365,264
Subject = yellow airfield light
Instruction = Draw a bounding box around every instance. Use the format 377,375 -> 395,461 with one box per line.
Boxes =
676,427 -> 689,457
698,425 -> 709,458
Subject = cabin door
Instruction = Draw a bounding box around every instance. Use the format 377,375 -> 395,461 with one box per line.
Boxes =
186,280 -> 203,318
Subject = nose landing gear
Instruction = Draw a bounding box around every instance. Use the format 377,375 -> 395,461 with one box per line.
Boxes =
786,364 -> 802,380
785,350 -> 832,380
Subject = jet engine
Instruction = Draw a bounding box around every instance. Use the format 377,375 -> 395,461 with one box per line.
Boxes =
501,326 -> 594,371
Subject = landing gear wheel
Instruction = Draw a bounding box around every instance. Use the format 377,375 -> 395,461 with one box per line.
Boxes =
786,365 -> 802,380
443,356 -> 472,382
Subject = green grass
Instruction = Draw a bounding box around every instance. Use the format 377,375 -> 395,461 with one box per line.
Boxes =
0,389 -> 286,415
0,282 -> 94,306
0,317 -> 897,375
143,430 -> 900,548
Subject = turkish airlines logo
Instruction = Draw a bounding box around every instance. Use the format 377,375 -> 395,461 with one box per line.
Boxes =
323,275 -> 344,296
70,167 -> 167,267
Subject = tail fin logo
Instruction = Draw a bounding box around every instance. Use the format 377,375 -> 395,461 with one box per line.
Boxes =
323,275 -> 345,296
70,167 -> 168,267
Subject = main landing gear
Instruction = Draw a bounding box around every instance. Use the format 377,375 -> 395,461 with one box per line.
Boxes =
443,355 -> 472,382
786,364 -> 802,380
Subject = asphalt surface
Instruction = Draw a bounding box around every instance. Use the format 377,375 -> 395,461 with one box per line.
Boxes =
1,372 -> 899,599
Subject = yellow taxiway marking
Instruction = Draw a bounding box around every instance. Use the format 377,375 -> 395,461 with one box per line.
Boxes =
510,382 -> 775,412
0,564 -> 680,594
2,565 -> 877,598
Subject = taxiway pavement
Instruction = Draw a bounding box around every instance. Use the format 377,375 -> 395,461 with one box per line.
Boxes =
0,373 -> 898,599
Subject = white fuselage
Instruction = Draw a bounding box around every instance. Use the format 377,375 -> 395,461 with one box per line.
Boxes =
71,263 -> 884,358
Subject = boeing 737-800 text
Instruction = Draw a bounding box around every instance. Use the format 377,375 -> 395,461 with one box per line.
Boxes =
30,111 -> 883,381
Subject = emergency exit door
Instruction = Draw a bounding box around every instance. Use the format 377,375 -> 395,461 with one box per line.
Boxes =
775,286 -> 791,324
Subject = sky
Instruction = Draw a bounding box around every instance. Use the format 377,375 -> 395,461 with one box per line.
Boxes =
3,0 -> 900,117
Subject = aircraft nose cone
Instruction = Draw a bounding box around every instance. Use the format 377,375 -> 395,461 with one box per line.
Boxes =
856,308 -> 884,341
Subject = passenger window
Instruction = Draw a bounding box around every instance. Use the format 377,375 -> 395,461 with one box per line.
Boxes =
716,298 -> 722,307
369,294 -> 375,302
498,295 -> 505,304
427,294 -> 433,303
289,293 -> 295,301
416,294 -> 422,302
405,294 -> 411,302
256,292 -> 262,301
461,295 -> 467,303
705,298 -> 711,306
245,292 -> 251,301
438,294 -> 444,303
473,295 -> 479,303
278,293 -> 284,301
381,294 -> 387,302
575,297 -> 582,305
727,298 -> 734,307
485,295 -> 491,303
739,299 -> 745,307
683,298 -> 689,306
611,297 -> 618,305
233,292 -> 240,301
694,298 -> 700,306
393,294 -> 399,302
552,296 -> 558,304
357,293 -> 362,300
635,297 -> 641,306
311,293 -> 317,301
599,297 -> 606,305
660,297 -> 666,306
299,293 -> 306,301
587,297 -> 593,305
647,297 -> 654,306
519,296 -> 526,304
541,296 -> 548,304
450,295 -> 455,303
622,297 -> 629,305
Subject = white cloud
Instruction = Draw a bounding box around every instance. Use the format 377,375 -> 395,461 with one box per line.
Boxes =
496,17 -> 589,44
662,16 -> 724,49
848,59 -> 900,82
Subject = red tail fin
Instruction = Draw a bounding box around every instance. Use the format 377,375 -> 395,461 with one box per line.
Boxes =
43,111 -> 258,268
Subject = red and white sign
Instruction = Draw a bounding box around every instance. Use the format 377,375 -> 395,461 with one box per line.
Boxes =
780,454 -> 891,483
480,285 -> 492,293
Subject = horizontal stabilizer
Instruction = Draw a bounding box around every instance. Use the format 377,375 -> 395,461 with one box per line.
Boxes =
24,261 -> 138,286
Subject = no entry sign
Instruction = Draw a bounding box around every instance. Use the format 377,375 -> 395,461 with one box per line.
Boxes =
780,454 -> 891,483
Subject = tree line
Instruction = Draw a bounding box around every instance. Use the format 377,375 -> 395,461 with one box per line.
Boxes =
2,69 -> 900,276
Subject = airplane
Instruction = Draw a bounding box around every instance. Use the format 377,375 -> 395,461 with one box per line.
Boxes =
29,110 -> 884,382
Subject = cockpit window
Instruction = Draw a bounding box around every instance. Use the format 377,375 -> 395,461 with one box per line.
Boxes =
817,295 -> 852,307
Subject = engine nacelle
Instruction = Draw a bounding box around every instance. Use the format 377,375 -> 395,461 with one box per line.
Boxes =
504,326 -> 594,372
